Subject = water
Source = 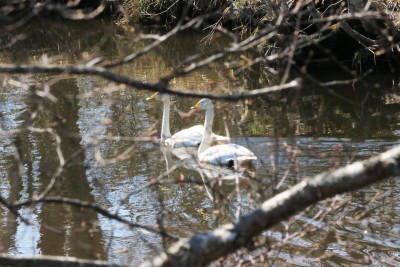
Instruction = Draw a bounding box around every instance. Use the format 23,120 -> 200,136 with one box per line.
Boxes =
0,19 -> 399,266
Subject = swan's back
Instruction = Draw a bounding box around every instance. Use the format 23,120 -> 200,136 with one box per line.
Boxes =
199,143 -> 257,166
167,125 -> 228,148
167,125 -> 204,148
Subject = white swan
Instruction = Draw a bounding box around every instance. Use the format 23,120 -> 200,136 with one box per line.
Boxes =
146,93 -> 229,148
192,98 -> 257,166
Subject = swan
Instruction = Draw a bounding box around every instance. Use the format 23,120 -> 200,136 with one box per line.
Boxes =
192,98 -> 257,166
161,146 -> 246,182
146,93 -> 229,148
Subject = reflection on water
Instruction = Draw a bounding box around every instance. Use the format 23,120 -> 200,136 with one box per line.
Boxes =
0,19 -> 399,265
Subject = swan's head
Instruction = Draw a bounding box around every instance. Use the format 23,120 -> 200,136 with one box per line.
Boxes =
146,92 -> 169,102
191,98 -> 214,110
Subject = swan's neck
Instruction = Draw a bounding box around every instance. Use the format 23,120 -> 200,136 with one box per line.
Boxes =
162,148 -> 173,175
199,107 -> 214,154
161,99 -> 172,140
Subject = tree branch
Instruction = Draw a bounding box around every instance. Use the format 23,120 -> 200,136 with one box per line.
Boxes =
340,21 -> 377,46
0,254 -> 126,267
140,145 -> 400,267
11,196 -> 175,238
0,64 -> 300,100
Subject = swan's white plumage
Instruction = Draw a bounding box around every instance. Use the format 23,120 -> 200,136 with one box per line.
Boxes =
198,143 -> 257,165
193,98 -> 257,166
165,125 -> 204,147
147,93 -> 228,148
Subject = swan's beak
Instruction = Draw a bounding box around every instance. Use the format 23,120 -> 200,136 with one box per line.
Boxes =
146,93 -> 158,101
190,101 -> 201,110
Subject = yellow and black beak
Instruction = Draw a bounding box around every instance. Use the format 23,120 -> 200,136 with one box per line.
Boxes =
190,100 -> 201,110
146,92 -> 158,101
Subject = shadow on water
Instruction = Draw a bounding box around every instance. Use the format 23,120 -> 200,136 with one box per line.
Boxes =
236,66 -> 400,140
2,78 -> 106,258
35,78 -> 105,258
0,19 -> 399,266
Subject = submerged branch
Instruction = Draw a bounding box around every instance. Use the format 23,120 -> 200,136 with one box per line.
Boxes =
140,145 -> 400,267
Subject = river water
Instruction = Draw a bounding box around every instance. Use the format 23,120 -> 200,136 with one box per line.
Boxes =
0,19 -> 399,266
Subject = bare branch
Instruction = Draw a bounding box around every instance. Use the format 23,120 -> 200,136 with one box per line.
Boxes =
0,194 -> 31,225
340,21 -> 377,46
0,64 -> 300,100
141,145 -> 400,267
105,3 -> 228,69
0,253 -> 127,267
11,196 -> 175,238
